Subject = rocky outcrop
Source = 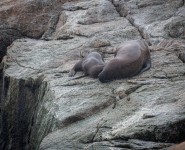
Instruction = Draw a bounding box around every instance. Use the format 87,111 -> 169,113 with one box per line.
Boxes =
0,0 -> 81,61
0,0 -> 185,150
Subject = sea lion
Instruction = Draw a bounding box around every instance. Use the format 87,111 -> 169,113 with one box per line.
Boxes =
98,40 -> 151,82
69,52 -> 105,78
169,141 -> 185,150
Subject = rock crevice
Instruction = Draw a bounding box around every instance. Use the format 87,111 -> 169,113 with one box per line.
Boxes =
0,74 -> 56,150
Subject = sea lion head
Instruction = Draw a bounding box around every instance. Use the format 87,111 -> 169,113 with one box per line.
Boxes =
98,71 -> 110,83
98,59 -> 121,83
98,67 -> 115,83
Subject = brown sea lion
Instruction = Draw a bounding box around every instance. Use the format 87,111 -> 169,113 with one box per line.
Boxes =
69,52 -> 105,78
169,141 -> 185,150
98,40 -> 151,82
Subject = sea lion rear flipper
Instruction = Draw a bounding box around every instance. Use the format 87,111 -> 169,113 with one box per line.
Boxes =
139,58 -> 151,74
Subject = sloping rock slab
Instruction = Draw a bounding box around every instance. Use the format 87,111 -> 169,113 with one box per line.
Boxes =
1,0 -> 185,149
3,37 -> 185,150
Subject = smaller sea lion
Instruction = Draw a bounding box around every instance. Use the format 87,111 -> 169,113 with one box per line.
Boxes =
169,141 -> 185,150
98,40 -> 151,82
69,52 -> 105,78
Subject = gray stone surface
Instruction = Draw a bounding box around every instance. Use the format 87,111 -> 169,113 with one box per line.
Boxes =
0,0 -> 185,150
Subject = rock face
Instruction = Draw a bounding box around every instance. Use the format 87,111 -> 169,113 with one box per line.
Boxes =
0,0 -> 185,150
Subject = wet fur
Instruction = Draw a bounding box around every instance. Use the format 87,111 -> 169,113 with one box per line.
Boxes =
69,52 -> 105,78
98,40 -> 151,82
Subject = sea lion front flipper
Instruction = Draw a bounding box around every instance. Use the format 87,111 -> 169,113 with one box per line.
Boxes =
68,74 -> 87,80
68,60 -> 83,77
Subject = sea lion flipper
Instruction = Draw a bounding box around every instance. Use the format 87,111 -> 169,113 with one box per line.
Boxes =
68,74 -> 87,80
139,58 -> 151,74
68,60 -> 83,77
